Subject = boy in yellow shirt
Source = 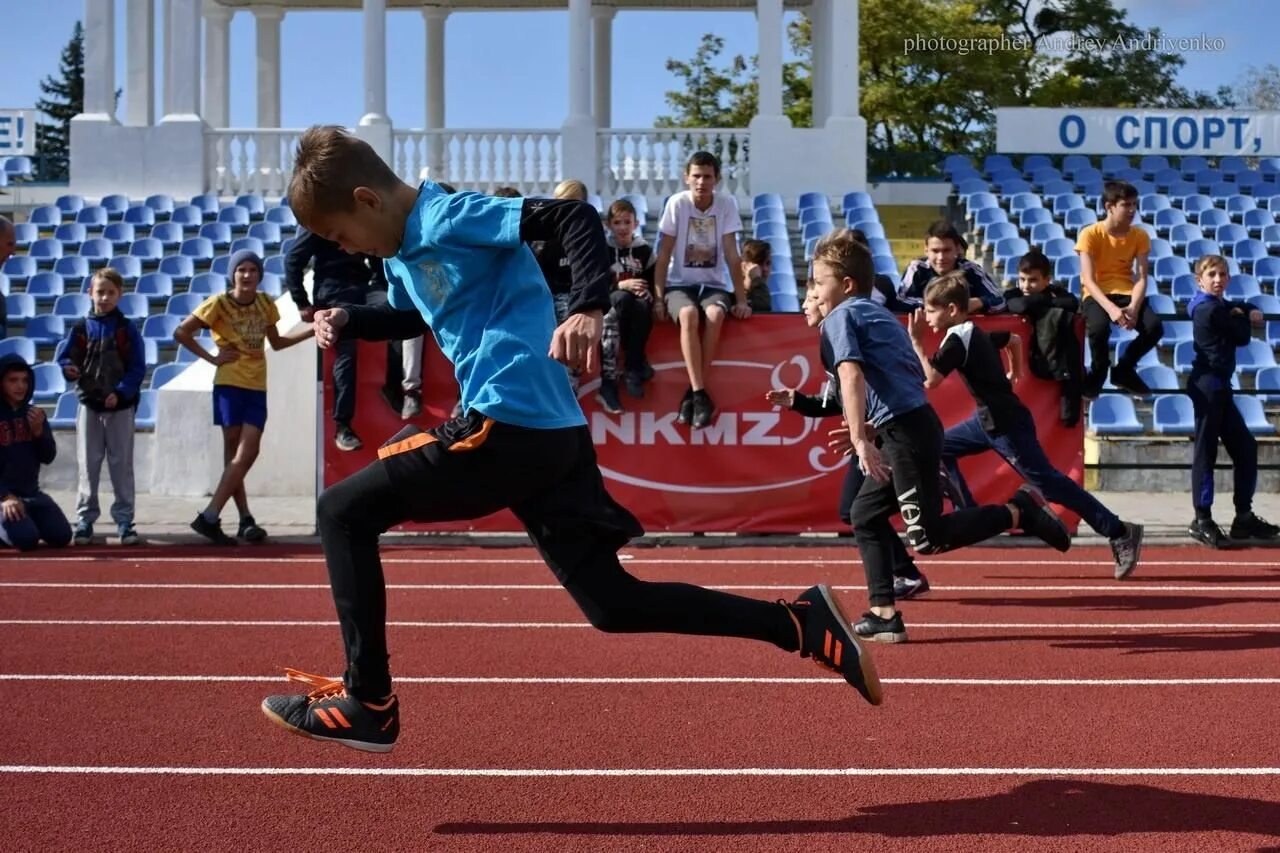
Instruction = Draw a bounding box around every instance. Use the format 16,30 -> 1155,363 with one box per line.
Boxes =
175,249 -> 311,544
1075,180 -> 1163,398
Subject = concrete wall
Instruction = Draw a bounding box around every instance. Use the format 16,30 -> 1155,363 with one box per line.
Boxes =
1087,436 -> 1280,492
868,182 -> 952,207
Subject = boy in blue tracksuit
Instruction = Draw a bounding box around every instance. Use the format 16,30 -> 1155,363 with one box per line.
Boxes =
1186,254 -> 1279,548
0,354 -> 72,550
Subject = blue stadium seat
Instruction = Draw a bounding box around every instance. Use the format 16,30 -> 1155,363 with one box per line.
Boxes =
166,292 -> 205,317
100,194 -> 130,220
1207,182 -> 1238,202
0,272 -> 7,297
943,155 -> 972,177
841,191 -> 873,212
260,274 -> 282,298
129,238 -> 164,265
145,194 -> 175,216
955,178 -> 990,200
1168,223 -> 1202,252
1173,340 -> 1197,373
1139,193 -> 1170,214
1235,170 -> 1266,194
799,206 -> 832,228
0,337 -> 37,362
1145,293 -> 1176,317
1137,364 -> 1177,392
1029,222 -> 1066,244
1041,238 -> 1075,261
24,314 -> 65,344
1181,194 -> 1213,215
1234,396 -> 1275,436
50,392 -> 79,430
767,272 -> 796,295
1233,239 -> 1267,270
199,222 -> 232,250
1255,366 -> 1280,403
1007,192 -> 1041,215
1147,238 -> 1173,261
150,222 -> 185,250
1115,337 -> 1161,370
1115,167 -> 1144,185
1152,394 -> 1194,435
1226,196 -> 1257,223
188,273 -> 227,295
247,221 -> 282,249
873,255 -> 899,278
123,205 -> 156,228
105,255 -> 142,282
796,191 -> 828,212
994,237 -> 1029,267
12,222 -> 36,250
190,193 -> 220,220
55,194 -> 85,216
1264,225 -> 1280,255
1215,223 -> 1247,248
1255,256 -> 1280,288
1194,169 -> 1223,191
1242,208 -> 1273,238
983,222 -> 1018,246
235,194 -> 267,220
74,206 -> 108,231
973,207 -> 1009,238
1099,155 -> 1129,176
263,255 -> 286,277
53,256 -> 89,281
802,220 -> 833,242
1022,154 -> 1053,175
1088,394 -> 1143,435
102,222 -> 137,250
965,192 -> 998,215
210,256 -> 230,276
1153,208 -> 1187,236
141,313 -> 181,340
135,389 -> 158,429
31,363 -> 66,403
754,221 -> 787,240
851,221 -> 885,240
1220,155 -> 1248,177
772,291 -> 800,312
1053,256 -> 1080,282
1161,319 -> 1191,343
179,237 -> 215,265
983,154 -> 1015,177
1182,239 -> 1219,263
1062,208 -> 1095,234
169,205 -> 204,231
53,223 -> 87,250
1154,256 -> 1191,286
753,193 -> 784,212
753,207 -> 785,225
1197,208 -> 1229,231
2,255 -> 36,284
28,206 -> 63,229
117,292 -> 149,320
1040,179 -> 1074,198
1252,293 -> 1280,316
1166,180 -> 1197,201
27,238 -> 63,267
157,256 -> 194,284
5,293 -> 36,322
26,272 -> 65,301
1237,339 -> 1276,372
1061,155 -> 1091,177
1018,208 -> 1053,230
265,206 -> 297,230
1227,274 -> 1261,300
149,362 -> 187,390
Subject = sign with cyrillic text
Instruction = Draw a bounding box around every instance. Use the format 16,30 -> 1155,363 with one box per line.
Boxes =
0,109 -> 37,155
996,108 -> 1280,156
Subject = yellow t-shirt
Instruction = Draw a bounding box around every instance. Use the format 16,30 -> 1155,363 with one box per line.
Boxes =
192,292 -> 281,391
1074,221 -> 1150,299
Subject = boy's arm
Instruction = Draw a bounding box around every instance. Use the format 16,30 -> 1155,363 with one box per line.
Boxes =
835,361 -> 888,481
1128,251 -> 1150,312
1050,286 -> 1080,311
58,322 -> 88,375
265,322 -> 313,351
723,234 -> 748,309
652,233 -> 674,315
1077,250 -> 1120,319
116,322 -> 147,400
173,314 -> 221,364
964,263 -> 1005,314
30,409 -> 57,465
791,391 -> 842,418
908,321 -> 951,389
284,228 -> 319,311
517,199 -> 613,316
340,301 -> 430,342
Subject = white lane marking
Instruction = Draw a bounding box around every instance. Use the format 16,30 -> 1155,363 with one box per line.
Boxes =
4,582 -> 1279,593
4,619 -> 1280,630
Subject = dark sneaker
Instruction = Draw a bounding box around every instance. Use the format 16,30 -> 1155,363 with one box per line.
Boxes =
1060,393 -> 1080,427
1110,364 -> 1151,396
640,360 -> 655,382
893,574 -> 930,600
939,465 -> 970,510
261,669 -> 399,754
73,523 -> 93,546
191,513 -> 237,546
380,383 -> 404,417
623,371 -> 645,399
237,515 -> 268,543
400,391 -> 422,420
117,525 -> 141,546
1230,513 -> 1280,541
596,380 -> 624,414
854,610 -> 909,644
676,388 -> 694,425
1009,485 -> 1071,552
1189,518 -> 1228,549
692,390 -> 714,429
334,425 -> 363,452
781,584 -> 882,705
1110,522 -> 1143,580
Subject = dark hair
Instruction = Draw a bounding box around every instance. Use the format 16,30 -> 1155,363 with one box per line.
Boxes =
685,150 -> 721,177
1102,180 -> 1138,207
1017,248 -> 1052,278
848,229 -> 868,245
288,125 -> 400,225
436,181 -> 458,194
492,186 -> 521,198
812,228 -> 874,297
607,199 -> 637,221
925,220 -> 966,249
923,270 -> 970,310
741,238 -> 771,265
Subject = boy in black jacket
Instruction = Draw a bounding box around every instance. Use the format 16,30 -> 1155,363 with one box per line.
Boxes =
1002,249 -> 1083,426
0,354 -> 71,550
1186,254 -> 1278,548
605,198 -> 655,403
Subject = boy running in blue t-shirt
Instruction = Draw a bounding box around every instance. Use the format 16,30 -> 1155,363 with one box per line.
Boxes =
259,127 -> 883,753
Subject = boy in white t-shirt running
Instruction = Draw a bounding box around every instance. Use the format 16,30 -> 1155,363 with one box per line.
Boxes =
652,151 -> 751,428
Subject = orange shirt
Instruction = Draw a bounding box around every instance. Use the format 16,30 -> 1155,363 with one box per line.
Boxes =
1075,221 -> 1150,299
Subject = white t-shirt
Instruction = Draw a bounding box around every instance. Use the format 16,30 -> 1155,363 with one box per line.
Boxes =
657,191 -> 742,290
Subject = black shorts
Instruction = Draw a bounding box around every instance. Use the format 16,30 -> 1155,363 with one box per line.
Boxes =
377,411 -> 643,580
664,285 -> 733,319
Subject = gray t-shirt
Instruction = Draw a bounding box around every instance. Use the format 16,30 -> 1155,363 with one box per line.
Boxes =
820,296 -> 927,427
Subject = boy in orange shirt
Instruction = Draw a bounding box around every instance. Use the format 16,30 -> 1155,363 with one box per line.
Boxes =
1075,180 -> 1163,398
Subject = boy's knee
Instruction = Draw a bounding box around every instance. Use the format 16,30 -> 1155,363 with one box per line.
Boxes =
44,526 -> 73,548
704,306 -> 727,325
5,526 -> 40,552
677,306 -> 700,326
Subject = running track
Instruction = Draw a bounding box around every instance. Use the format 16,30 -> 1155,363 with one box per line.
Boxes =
4,544 -> 1280,852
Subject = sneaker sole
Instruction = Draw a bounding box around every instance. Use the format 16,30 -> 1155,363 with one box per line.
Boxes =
259,702 -> 395,754
858,629 -> 909,644
1113,525 -> 1143,580
1016,488 -> 1071,553
895,583 -> 930,600
813,584 -> 883,706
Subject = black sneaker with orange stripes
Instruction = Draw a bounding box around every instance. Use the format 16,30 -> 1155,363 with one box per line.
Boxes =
260,669 -> 399,754
782,584 -> 883,706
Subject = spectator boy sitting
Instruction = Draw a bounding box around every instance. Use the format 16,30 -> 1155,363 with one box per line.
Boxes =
899,220 -> 1005,314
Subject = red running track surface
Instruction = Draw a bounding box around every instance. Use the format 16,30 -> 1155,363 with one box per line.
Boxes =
3,544 -> 1280,852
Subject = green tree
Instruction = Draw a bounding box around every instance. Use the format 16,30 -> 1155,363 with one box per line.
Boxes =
35,22 -> 85,182
1235,64 -> 1280,110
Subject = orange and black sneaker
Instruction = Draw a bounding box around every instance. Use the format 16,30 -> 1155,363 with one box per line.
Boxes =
260,668 -> 400,753
782,584 -> 883,706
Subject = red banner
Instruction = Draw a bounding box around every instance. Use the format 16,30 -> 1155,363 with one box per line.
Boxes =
322,315 -> 1083,533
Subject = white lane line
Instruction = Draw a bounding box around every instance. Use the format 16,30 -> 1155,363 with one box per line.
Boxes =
2,556 -> 1275,567
3,674 -> 1279,686
5,582 -> 1280,593
4,619 -> 1280,630
5,765 -> 1280,778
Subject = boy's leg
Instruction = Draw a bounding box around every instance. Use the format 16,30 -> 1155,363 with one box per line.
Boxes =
401,336 -> 424,394
1119,298 -> 1165,367
1188,375 -> 1224,520
848,473 -> 902,608
332,336 -> 359,426
1080,299 -> 1113,398
599,307 -> 620,381
940,414 -> 990,510
23,493 -> 72,548
617,291 -> 654,372
207,424 -> 261,518
1217,394 -> 1258,518
0,513 -> 42,551
698,297 -> 729,381
839,462 -> 922,587
104,408 -> 137,528
675,306 -> 704,388
74,406 -> 105,527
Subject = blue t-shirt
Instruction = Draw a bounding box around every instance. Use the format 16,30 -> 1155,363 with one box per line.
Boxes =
820,296 -> 927,427
382,183 -> 586,429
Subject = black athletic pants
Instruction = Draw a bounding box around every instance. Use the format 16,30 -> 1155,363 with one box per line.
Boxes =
838,461 -> 920,581
849,405 -> 1013,607
316,412 -> 800,699
1082,295 -> 1163,387
314,284 -> 366,426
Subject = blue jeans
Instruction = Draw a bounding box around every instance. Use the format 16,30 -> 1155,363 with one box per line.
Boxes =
942,412 -> 1124,539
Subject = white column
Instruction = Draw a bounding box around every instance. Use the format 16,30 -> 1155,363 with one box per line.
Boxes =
828,0 -> 860,118
163,0 -> 201,118
423,8 -> 448,179
254,7 -> 284,128
360,0 -> 389,125
811,0 -> 832,127
162,0 -> 174,117
124,0 -> 153,126
82,0 -> 116,119
592,7 -> 614,128
756,0 -> 783,118
566,0 -> 592,124
203,1 -> 233,128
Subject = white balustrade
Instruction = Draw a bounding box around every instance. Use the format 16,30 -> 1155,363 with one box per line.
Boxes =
206,129 -> 302,199
598,128 -> 751,206
392,129 -> 562,196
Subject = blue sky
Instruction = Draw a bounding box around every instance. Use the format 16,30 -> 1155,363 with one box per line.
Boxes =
2,0 -> 1267,130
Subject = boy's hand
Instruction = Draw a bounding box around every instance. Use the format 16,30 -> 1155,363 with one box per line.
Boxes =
1,497 -> 25,523
765,388 -> 796,409
62,365 -> 81,381
313,308 -> 350,349
104,393 -> 119,410
620,279 -> 650,299
1249,308 -> 1265,327
827,424 -> 853,457
299,306 -> 316,323
26,406 -> 46,438
211,348 -> 240,366
551,310 -> 602,374
653,299 -> 668,323
907,308 -> 926,342
731,298 -> 752,320
854,438 -> 891,482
